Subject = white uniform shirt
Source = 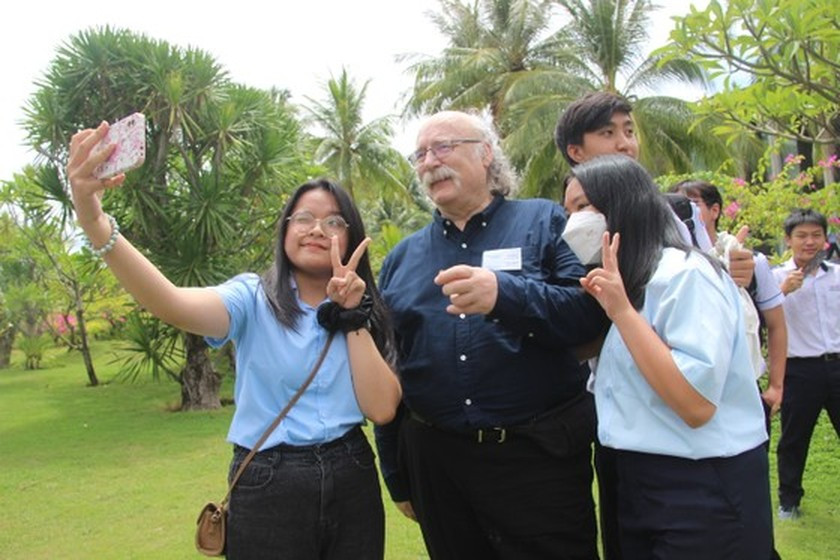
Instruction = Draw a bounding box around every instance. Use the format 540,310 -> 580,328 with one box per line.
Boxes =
595,248 -> 767,459
753,252 -> 784,311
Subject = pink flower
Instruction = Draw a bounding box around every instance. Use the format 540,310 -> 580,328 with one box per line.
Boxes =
784,154 -> 796,164
732,177 -> 747,187
829,216 -> 840,226
818,154 -> 838,168
724,201 -> 740,219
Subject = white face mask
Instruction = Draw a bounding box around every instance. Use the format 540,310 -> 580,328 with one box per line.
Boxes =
562,210 -> 608,265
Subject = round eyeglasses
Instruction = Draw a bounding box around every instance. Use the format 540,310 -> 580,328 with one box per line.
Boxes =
287,211 -> 349,237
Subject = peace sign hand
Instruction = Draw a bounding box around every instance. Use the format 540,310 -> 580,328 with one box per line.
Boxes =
580,232 -> 632,321
327,236 -> 371,309
67,121 -> 126,227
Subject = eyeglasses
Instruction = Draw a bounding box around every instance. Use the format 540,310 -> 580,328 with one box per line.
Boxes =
408,139 -> 483,166
286,211 -> 349,237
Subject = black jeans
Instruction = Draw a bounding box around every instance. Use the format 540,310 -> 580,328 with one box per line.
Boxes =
225,426 -> 384,559
400,394 -> 598,560
778,357 -> 840,508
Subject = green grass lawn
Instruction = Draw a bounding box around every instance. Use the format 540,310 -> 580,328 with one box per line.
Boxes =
1,341 -> 837,559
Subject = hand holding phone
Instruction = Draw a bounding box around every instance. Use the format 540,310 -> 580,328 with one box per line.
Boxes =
93,113 -> 146,179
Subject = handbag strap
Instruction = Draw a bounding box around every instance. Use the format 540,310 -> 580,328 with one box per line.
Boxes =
220,331 -> 336,506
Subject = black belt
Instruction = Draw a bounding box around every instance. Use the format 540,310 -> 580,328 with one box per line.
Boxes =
410,412 -> 510,444
790,353 -> 840,362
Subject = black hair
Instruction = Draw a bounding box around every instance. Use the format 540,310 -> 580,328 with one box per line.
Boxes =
261,179 -> 396,363
570,155 -> 692,309
783,208 -> 828,237
555,92 -> 634,167
671,179 -> 724,229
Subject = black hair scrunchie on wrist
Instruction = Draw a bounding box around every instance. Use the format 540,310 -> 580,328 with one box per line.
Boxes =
317,293 -> 373,333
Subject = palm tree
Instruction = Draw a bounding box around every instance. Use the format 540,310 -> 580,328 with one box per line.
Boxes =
403,0 -> 569,121
505,0 -> 722,196
23,27 -> 309,409
404,0 -> 725,197
304,69 -> 409,202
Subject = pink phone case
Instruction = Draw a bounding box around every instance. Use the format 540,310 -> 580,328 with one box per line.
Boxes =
93,113 -> 146,179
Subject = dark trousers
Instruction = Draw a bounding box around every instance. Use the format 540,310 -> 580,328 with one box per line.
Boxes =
400,395 -> 598,560
614,445 -> 773,560
595,441 -> 621,560
777,357 -> 840,508
225,426 -> 384,560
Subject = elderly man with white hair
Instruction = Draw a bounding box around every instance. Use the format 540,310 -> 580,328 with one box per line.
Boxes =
374,111 -> 607,559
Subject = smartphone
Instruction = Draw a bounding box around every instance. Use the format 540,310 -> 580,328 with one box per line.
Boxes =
93,112 -> 146,179
802,249 -> 827,275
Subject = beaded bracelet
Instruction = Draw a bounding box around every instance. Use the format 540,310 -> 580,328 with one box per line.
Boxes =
89,214 -> 120,257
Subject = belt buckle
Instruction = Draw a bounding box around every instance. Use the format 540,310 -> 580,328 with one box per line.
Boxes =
477,427 -> 507,444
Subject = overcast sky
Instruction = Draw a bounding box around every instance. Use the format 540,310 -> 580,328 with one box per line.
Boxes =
0,0 -> 707,182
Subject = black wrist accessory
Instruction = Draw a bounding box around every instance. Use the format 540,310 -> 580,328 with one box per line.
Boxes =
317,293 -> 373,333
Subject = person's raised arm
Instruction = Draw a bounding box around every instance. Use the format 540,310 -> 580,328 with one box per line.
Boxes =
325,237 -> 401,424
581,233 -> 715,428
67,122 -> 229,339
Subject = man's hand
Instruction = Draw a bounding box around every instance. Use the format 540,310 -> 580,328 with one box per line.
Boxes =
781,268 -> 804,295
434,265 -> 498,315
395,501 -> 418,522
762,385 -> 783,417
727,226 -> 755,288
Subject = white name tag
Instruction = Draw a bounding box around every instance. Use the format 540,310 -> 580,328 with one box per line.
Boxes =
482,247 -> 522,271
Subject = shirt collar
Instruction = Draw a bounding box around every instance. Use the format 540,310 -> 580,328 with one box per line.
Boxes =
433,194 -> 505,231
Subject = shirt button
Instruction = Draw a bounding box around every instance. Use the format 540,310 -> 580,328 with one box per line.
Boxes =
461,242 -> 467,249
459,354 -> 467,361
459,313 -> 466,319
528,332 -> 534,338
465,398 -> 472,406
481,221 -> 487,227
492,318 -> 500,324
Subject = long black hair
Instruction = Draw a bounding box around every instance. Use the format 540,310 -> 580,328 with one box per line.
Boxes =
260,179 -> 396,363
570,155 -> 691,309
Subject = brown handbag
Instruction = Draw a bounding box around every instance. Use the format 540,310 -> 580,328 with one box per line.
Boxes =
195,332 -> 335,556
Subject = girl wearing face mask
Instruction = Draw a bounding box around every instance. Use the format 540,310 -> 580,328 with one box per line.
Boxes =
562,155 -> 772,560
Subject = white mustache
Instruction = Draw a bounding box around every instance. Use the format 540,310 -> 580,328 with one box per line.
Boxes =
421,166 -> 459,190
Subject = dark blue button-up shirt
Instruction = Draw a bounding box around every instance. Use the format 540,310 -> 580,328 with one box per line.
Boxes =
374,195 -> 607,500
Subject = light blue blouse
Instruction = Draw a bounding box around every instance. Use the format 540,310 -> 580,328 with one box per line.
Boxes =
595,248 -> 767,459
206,273 -> 363,449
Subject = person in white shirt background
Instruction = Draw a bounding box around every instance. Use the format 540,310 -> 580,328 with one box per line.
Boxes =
671,179 -> 787,422
772,208 -> 840,521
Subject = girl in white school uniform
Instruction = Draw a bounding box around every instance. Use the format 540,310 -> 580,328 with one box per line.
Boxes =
563,155 -> 772,559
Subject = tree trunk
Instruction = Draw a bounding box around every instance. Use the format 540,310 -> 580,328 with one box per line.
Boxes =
72,281 -> 99,387
180,333 -> 222,410
0,325 -> 16,368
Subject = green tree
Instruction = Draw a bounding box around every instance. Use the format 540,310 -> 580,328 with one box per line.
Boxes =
22,27 -> 308,409
504,0 -> 721,196
304,68 -> 409,202
1,166 -> 128,383
403,1 -> 720,198
403,0 -> 567,121
663,0 -> 840,148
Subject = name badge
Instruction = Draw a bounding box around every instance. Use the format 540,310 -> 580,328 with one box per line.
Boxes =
482,247 -> 522,271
